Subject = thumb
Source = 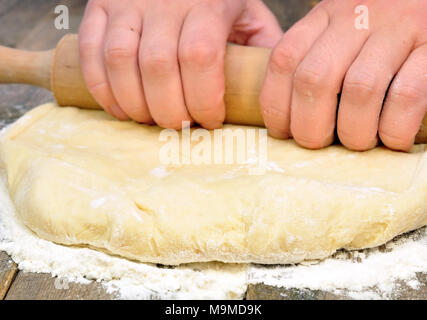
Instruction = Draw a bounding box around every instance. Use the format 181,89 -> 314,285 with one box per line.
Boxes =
230,0 -> 283,48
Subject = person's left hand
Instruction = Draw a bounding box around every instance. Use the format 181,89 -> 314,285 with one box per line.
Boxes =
260,0 -> 427,151
78,0 -> 283,130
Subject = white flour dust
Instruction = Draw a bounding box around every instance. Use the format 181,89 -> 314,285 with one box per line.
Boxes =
0,105 -> 426,299
0,178 -> 247,299
249,227 -> 427,299
1,175 -> 425,299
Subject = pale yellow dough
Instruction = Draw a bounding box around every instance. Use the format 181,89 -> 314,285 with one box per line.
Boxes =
0,103 -> 426,265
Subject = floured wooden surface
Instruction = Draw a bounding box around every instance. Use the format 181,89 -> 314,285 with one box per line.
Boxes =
1,177 -> 426,299
0,0 -> 426,300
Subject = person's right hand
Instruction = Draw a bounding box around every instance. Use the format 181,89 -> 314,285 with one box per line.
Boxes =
260,0 -> 427,152
79,0 -> 283,129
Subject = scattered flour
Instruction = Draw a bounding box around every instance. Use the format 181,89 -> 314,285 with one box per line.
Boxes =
248,227 -> 427,299
0,178 -> 246,299
0,172 -> 426,299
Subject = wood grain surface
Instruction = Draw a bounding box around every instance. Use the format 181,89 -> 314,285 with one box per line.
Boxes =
5,271 -> 116,300
0,252 -> 17,299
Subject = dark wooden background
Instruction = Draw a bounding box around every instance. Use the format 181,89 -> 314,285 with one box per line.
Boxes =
0,0 -> 425,300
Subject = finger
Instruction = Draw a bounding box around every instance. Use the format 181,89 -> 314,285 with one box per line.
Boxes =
139,6 -> 192,129
259,5 -> 329,139
379,44 -> 427,151
78,1 -> 128,120
290,17 -> 369,149
228,0 -> 283,48
338,30 -> 414,151
104,11 -> 152,123
179,1 -> 245,129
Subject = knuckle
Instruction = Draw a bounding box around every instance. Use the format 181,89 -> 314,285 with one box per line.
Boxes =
389,84 -> 423,105
104,45 -> 136,66
293,65 -> 327,92
259,94 -> 288,119
269,46 -> 300,74
140,49 -> 176,76
259,83 -> 289,117
343,71 -> 381,101
179,41 -> 221,69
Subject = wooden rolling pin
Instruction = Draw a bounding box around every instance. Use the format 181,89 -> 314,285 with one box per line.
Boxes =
0,33 -> 426,143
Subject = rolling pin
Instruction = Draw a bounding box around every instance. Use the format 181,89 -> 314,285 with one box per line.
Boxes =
0,33 -> 426,143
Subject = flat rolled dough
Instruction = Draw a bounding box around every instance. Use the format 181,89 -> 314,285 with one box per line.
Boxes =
0,103 -> 426,265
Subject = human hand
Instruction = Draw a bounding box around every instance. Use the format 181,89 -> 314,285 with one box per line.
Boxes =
79,0 -> 282,129
260,0 -> 427,151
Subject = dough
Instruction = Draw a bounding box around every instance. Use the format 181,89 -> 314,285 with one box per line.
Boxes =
0,103 -> 426,265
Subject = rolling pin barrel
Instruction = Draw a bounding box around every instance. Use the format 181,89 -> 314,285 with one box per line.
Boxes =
0,34 -> 426,143
51,34 -> 270,124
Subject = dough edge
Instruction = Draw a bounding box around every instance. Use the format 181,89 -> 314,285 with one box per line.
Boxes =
0,103 -> 426,265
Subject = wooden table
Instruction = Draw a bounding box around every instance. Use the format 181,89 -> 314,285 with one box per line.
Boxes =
0,0 -> 425,300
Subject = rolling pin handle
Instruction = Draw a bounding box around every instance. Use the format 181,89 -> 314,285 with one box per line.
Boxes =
0,45 -> 53,90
